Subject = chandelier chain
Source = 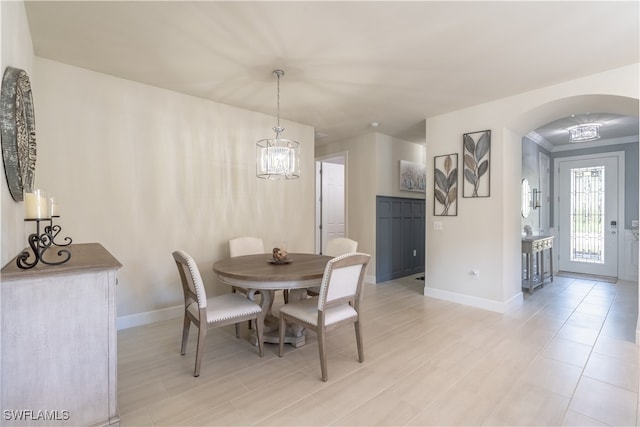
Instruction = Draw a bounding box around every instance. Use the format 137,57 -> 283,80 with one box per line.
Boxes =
274,69 -> 284,133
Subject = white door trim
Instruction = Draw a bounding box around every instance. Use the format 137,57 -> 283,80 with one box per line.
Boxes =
553,151 -> 625,277
539,151 -> 551,234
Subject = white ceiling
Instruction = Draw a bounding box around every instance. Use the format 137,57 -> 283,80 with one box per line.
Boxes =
24,1 -> 640,146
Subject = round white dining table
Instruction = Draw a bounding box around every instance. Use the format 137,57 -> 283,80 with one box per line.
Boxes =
212,253 -> 332,347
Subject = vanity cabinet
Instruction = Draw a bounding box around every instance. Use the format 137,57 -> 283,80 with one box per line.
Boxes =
1,243 -> 121,426
522,235 -> 554,293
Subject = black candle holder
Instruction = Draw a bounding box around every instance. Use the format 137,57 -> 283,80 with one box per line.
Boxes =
16,216 -> 73,269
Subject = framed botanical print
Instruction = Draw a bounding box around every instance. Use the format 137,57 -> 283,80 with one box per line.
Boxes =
463,129 -> 491,198
433,153 -> 457,216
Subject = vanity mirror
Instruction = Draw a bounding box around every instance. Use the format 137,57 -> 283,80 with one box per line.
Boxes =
521,178 -> 531,218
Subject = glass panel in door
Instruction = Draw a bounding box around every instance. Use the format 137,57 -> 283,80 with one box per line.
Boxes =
558,156 -> 618,277
569,166 -> 605,264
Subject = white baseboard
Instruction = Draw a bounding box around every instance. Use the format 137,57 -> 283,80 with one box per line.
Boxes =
117,304 -> 183,330
423,286 -> 523,314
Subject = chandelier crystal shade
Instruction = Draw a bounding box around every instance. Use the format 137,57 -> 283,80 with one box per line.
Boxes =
568,123 -> 601,143
256,70 -> 300,179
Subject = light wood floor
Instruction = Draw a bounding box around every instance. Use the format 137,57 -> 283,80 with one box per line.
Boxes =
118,275 -> 639,426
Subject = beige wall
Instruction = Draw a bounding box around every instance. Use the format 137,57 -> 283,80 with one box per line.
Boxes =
3,51 -> 315,327
37,58 -> 315,324
317,134 -> 376,277
425,64 -> 639,312
316,132 -> 426,280
1,1 -> 34,266
375,132 -> 426,200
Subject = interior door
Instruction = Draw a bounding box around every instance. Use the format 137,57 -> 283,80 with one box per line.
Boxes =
558,156 -> 618,277
320,161 -> 345,253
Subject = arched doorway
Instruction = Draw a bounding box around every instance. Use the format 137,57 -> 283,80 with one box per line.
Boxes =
508,93 -> 639,340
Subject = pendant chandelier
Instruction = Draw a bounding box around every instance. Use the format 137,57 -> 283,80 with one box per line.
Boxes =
568,123 -> 601,143
256,69 -> 300,179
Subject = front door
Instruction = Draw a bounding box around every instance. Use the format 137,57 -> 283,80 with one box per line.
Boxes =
558,155 -> 619,277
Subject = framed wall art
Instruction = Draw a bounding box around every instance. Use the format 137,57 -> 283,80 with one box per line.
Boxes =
463,129 -> 490,198
400,160 -> 426,192
433,153 -> 457,216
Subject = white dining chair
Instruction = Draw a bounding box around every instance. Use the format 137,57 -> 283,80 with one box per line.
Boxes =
325,237 -> 358,257
278,252 -> 370,382
307,237 -> 359,296
173,250 -> 263,377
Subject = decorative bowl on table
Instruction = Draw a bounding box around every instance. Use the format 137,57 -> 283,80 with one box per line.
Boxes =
269,247 -> 292,264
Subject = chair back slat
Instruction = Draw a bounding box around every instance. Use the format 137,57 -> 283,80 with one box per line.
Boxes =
325,264 -> 362,302
318,253 -> 370,311
229,237 -> 265,257
325,237 -> 358,257
173,250 -> 207,308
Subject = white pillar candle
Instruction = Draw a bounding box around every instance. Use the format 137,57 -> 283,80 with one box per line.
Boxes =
49,197 -> 59,217
25,189 -> 49,219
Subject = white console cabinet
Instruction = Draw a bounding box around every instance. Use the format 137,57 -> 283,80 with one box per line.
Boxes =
1,243 -> 121,426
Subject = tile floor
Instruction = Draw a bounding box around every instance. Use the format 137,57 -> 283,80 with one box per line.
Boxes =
117,274 -> 639,426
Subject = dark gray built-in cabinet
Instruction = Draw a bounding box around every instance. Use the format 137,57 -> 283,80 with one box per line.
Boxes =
376,196 -> 425,282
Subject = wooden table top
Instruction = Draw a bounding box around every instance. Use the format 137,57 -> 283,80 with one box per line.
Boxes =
1,243 -> 122,280
212,253 -> 332,287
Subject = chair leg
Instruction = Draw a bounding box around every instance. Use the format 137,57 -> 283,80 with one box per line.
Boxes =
180,315 -> 190,355
231,287 -> 253,329
193,325 -> 207,377
255,316 -> 264,357
355,320 -> 364,363
247,290 -> 259,329
318,327 -> 328,382
234,322 -> 240,338
278,314 -> 286,357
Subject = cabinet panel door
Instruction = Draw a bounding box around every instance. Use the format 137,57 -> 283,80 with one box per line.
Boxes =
2,271 -> 115,426
376,198 -> 394,282
376,196 -> 425,282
